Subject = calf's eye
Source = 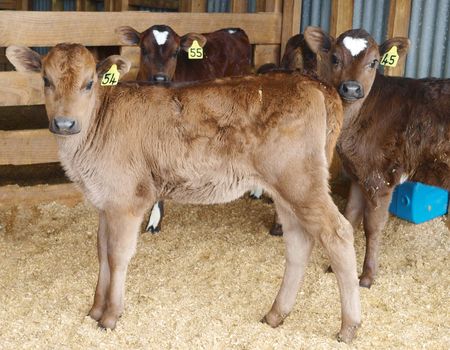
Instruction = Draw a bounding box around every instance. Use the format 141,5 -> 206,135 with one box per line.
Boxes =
85,80 -> 94,91
332,54 -> 340,66
369,59 -> 379,69
43,76 -> 50,87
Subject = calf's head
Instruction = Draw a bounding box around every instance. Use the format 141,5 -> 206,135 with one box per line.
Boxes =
304,26 -> 409,103
116,25 -> 207,82
6,44 -> 130,136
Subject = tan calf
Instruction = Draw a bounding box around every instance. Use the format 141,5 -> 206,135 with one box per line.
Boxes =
7,43 -> 360,342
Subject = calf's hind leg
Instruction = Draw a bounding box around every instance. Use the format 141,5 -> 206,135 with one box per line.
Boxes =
263,202 -> 315,326
264,188 -> 360,342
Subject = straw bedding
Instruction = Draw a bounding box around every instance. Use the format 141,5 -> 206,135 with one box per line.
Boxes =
0,194 -> 448,349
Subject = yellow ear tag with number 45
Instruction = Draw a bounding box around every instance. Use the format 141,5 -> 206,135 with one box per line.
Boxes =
188,40 -> 203,60
380,46 -> 399,67
101,64 -> 120,86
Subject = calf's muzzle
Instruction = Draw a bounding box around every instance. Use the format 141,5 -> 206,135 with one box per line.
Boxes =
338,81 -> 364,101
50,116 -> 81,135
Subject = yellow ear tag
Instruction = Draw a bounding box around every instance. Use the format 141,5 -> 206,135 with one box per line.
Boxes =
101,64 -> 120,86
380,46 -> 399,67
188,40 -> 203,60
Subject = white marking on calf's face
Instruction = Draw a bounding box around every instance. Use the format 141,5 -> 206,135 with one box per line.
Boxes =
153,30 -> 169,46
228,29 -> 237,34
343,36 -> 367,56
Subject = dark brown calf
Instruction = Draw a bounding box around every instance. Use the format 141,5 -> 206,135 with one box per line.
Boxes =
256,34 -> 316,75
7,43 -> 361,342
304,27 -> 450,288
116,25 -> 252,82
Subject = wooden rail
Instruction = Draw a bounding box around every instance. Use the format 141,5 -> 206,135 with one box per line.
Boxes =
0,7 -> 287,205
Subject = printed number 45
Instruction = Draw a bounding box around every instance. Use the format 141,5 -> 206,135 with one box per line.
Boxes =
382,54 -> 396,65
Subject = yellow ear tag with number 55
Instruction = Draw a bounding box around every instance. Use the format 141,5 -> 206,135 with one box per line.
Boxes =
188,40 -> 203,60
380,46 -> 399,67
101,64 -> 120,86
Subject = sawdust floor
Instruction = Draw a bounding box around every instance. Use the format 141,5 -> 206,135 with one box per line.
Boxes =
0,195 -> 449,349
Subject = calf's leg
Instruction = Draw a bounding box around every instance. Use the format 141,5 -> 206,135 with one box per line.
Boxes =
263,189 -> 360,342
263,203 -> 314,326
89,211 -> 109,321
88,208 -> 143,329
359,191 -> 393,288
344,181 -> 366,229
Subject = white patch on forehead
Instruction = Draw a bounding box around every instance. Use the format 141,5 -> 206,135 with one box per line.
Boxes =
152,30 -> 169,46
343,36 -> 367,56
228,29 -> 237,34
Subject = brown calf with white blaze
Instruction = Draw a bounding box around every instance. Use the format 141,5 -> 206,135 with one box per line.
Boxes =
116,25 -> 252,82
304,26 -> 450,288
7,43 -> 360,342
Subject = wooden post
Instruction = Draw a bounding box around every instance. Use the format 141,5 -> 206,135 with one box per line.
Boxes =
105,0 -> 129,11
385,0 -> 411,76
179,0 -> 207,12
16,0 -> 29,10
255,0 -> 265,12
265,0 -> 282,12
280,0 -> 301,58
330,0 -> 353,37
51,0 -> 64,11
230,0 -> 248,13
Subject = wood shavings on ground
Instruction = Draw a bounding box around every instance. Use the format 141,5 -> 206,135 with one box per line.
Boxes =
0,195 -> 448,349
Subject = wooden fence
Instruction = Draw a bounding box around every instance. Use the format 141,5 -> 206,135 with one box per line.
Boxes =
0,0 -> 413,205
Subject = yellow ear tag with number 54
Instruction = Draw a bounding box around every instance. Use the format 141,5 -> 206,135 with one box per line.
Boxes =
380,46 -> 399,67
188,40 -> 203,60
101,64 -> 120,86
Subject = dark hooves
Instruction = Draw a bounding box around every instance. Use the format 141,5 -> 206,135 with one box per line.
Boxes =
269,223 -> 283,236
147,225 -> 161,234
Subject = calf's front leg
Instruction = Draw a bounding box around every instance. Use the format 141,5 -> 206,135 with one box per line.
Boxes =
89,208 -> 143,329
360,190 -> 393,288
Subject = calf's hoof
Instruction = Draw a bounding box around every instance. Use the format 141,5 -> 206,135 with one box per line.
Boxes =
325,265 -> 333,273
269,223 -> 283,236
147,225 -> 161,234
88,306 -> 104,321
337,323 -> 360,343
359,274 -> 374,289
98,311 -> 120,330
261,310 -> 287,328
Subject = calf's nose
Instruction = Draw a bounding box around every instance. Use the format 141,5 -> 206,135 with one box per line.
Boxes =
50,117 -> 80,135
152,74 -> 169,82
338,81 -> 364,100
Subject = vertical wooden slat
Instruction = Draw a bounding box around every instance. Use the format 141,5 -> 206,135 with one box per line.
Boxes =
265,0 -> 282,12
330,0 -> 353,37
385,0 -> 411,76
51,0 -> 64,11
179,0 -> 207,12
231,0 -> 248,13
280,0 -> 301,57
105,0 -> 128,11
255,0 -> 265,12
16,0 -> 30,10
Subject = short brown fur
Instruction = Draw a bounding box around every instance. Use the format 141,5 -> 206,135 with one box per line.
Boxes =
7,43 -> 360,342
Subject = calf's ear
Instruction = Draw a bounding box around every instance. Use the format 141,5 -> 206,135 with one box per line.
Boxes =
115,26 -> 141,45
96,55 -> 131,78
304,26 -> 334,54
379,37 -> 410,58
180,33 -> 207,52
6,46 -> 42,72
